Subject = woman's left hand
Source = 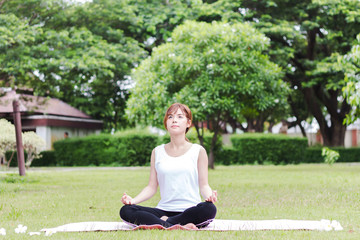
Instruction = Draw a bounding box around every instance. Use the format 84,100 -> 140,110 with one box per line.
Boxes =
205,190 -> 217,203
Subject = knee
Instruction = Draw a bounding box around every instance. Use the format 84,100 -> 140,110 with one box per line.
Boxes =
119,205 -> 135,220
198,202 -> 217,218
206,202 -> 217,217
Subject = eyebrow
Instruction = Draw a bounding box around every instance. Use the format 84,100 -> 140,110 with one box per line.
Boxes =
168,113 -> 185,116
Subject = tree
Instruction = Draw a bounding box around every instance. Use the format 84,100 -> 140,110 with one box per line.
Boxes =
23,131 -> 45,168
342,33 -> 360,124
238,0 -> 360,146
0,0 -> 146,132
0,119 -> 45,168
0,118 -> 16,166
127,21 -> 288,168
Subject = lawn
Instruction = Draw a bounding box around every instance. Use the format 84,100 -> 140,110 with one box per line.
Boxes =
0,164 -> 359,239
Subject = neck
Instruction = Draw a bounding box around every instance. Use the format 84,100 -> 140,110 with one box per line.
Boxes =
169,134 -> 188,148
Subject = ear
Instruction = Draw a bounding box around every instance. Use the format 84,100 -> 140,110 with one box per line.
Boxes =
187,119 -> 191,128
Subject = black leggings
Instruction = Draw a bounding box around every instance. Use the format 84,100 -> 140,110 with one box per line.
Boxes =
120,202 -> 217,228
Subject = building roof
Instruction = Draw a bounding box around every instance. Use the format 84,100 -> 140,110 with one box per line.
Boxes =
0,90 -> 91,119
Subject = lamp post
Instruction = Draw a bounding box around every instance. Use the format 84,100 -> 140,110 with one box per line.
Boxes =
12,99 -> 26,176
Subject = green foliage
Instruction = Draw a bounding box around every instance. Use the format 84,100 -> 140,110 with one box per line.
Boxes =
22,131 -> 46,167
31,151 -> 57,167
303,147 -> 324,163
127,21 -> 287,128
0,119 -> 16,159
53,132 -> 158,166
127,20 -> 287,167
231,133 -> 308,164
0,1 -> 146,132
0,118 -> 45,167
305,147 -> 360,163
322,147 -> 340,165
240,0 -> 360,146
215,146 -> 239,165
1,174 -> 27,184
6,150 -> 56,167
5,151 -> 28,167
342,33 -> 360,124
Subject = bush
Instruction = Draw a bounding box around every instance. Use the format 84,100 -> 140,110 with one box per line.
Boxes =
5,151 -> 28,167
5,150 -> 57,167
305,147 -> 360,163
303,147 -> 323,163
53,132 -> 159,166
231,133 -> 308,165
32,151 -> 57,166
215,146 -> 239,165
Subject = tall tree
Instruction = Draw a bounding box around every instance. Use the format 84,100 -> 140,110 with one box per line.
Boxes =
342,33 -> 360,124
127,21 -> 288,168
0,0 -> 146,131
238,0 -> 360,146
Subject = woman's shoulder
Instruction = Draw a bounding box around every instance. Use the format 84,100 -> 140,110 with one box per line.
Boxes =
192,143 -> 206,153
153,144 -> 165,152
191,143 -> 203,148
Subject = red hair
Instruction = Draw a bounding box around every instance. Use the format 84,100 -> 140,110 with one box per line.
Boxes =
163,103 -> 192,134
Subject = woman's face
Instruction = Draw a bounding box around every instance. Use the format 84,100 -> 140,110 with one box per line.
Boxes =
166,108 -> 191,134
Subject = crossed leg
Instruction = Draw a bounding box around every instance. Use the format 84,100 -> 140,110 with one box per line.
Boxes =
120,202 -> 216,228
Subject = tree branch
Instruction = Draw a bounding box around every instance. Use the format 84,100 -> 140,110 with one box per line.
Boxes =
0,0 -> 7,10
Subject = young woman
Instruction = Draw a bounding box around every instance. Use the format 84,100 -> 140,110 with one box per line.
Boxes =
120,103 -> 217,229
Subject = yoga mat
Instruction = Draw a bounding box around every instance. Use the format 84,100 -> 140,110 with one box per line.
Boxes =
40,219 -> 343,234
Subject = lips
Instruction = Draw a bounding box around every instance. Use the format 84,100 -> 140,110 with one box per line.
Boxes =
171,125 -> 179,128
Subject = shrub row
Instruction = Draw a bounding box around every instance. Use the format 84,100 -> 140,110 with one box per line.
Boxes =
5,151 -> 28,167
5,133 -> 360,167
229,133 -> 309,165
304,147 -> 360,163
4,150 -> 56,167
53,131 -> 158,166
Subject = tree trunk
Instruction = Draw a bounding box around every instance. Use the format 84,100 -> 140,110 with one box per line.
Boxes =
194,121 -> 204,146
302,87 -> 350,146
246,117 -> 265,132
6,151 -> 15,168
208,125 -> 220,169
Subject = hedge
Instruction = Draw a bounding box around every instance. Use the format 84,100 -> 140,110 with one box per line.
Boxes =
5,151 -> 28,167
4,150 -> 56,167
53,132 -> 159,166
305,147 -> 360,163
32,151 -> 57,166
231,133 -> 308,165
6,132 -> 359,167
215,146 -> 239,165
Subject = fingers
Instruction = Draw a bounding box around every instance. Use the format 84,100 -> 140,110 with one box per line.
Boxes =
212,190 -> 218,203
121,192 -> 133,205
205,190 -> 218,203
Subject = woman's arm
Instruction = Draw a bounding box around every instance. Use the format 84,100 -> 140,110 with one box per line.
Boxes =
198,146 -> 217,203
122,149 -> 158,205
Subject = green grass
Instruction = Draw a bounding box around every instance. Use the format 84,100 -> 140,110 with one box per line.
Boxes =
0,164 -> 359,239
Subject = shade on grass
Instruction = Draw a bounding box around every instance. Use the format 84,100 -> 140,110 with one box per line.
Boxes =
0,164 -> 359,239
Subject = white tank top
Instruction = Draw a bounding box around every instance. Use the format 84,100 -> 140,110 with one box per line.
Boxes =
155,143 -> 202,212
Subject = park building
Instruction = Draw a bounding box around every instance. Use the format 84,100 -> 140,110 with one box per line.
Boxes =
0,88 -> 103,150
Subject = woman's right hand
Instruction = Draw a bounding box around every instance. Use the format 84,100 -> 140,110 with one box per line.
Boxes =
122,192 -> 134,205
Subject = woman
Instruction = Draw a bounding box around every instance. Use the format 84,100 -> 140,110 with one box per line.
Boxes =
120,103 -> 217,229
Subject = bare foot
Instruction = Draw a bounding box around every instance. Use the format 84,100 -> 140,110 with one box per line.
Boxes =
160,216 -> 168,221
183,223 -> 198,230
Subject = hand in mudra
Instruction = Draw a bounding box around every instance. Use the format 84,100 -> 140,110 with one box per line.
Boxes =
122,192 -> 134,205
205,190 -> 218,203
